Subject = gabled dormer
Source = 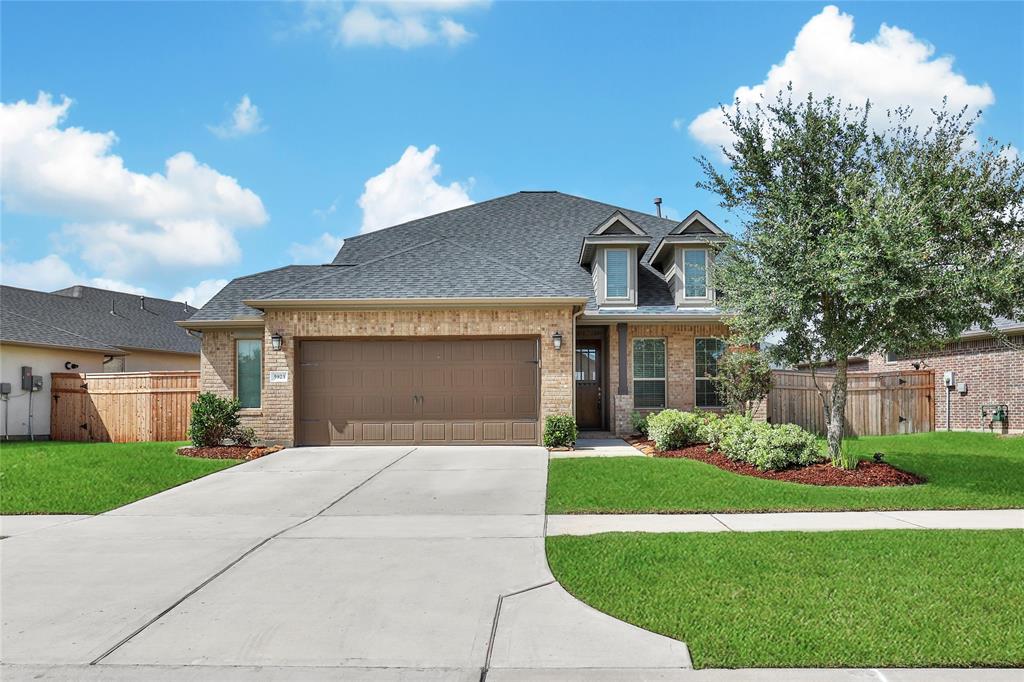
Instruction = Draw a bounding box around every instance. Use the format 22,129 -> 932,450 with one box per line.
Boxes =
649,210 -> 729,308
578,211 -> 652,308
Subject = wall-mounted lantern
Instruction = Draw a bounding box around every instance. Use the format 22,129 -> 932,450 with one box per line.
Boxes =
552,331 -> 563,351
270,332 -> 284,352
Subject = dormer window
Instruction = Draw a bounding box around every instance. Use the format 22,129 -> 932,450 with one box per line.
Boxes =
648,210 -> 728,308
578,210 -> 652,309
683,249 -> 708,298
605,249 -> 630,300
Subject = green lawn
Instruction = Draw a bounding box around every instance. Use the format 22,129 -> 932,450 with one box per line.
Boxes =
548,529 -> 1024,668
548,432 -> 1024,513
0,440 -> 239,514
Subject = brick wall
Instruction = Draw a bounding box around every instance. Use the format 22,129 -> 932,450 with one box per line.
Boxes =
200,307 -> 576,445
865,334 -> 1024,433
606,321 -> 731,436
198,328 -> 266,434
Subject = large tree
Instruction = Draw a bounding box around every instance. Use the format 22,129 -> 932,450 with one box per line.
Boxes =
698,90 -> 1024,462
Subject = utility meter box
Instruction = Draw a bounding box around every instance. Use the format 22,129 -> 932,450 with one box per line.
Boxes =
21,366 -> 33,391
31,375 -> 43,392
0,382 -> 10,396
956,382 -> 967,395
943,371 -> 955,387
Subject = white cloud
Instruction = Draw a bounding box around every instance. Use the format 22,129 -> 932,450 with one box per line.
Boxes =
0,92 -> 267,281
687,6 -> 995,150
291,1 -> 480,49
208,95 -> 267,139
0,253 -> 146,295
172,278 -> 230,307
289,232 -> 346,263
358,144 -> 473,233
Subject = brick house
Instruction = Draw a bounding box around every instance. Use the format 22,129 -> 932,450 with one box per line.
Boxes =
181,192 -> 735,446
864,320 -> 1023,434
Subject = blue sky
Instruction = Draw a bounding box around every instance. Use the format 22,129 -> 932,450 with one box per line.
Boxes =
2,1 -> 1021,305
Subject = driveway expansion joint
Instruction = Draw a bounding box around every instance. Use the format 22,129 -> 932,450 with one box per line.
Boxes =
481,580 -> 557,682
87,447 -> 418,665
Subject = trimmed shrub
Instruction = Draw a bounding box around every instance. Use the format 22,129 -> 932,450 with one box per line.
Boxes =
543,413 -> 578,448
647,409 -> 704,451
709,414 -> 824,471
188,392 -> 242,447
630,411 -> 651,437
691,408 -> 721,444
233,425 -> 258,448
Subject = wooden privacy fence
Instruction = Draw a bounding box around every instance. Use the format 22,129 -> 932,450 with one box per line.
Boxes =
767,370 -> 935,436
50,371 -> 199,442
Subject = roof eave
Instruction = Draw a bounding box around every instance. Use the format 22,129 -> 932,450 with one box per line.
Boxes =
243,296 -> 589,310
0,339 -> 127,355
176,318 -> 265,331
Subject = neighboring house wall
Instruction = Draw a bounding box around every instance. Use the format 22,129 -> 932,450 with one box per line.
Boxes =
0,343 -> 107,438
199,307 -> 576,445
865,334 -> 1024,433
121,349 -> 200,372
606,321 -> 731,435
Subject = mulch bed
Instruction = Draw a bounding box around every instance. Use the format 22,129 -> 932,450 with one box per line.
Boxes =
178,445 -> 284,461
628,438 -> 923,487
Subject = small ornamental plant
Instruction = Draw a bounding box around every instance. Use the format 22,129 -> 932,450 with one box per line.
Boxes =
646,409 -> 704,451
630,411 -> 650,437
188,392 -> 254,447
543,413 -> 578,449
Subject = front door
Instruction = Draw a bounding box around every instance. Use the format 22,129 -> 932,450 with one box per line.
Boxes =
575,340 -> 603,430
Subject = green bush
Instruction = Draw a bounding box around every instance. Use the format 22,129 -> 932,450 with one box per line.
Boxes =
630,411 -> 651,437
188,392 -> 253,447
708,414 -> 823,471
544,413 -> 578,448
647,409 -> 704,451
691,408 -> 721,444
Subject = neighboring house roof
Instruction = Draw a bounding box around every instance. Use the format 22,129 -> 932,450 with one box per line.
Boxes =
0,285 -> 200,355
189,191 -> 722,324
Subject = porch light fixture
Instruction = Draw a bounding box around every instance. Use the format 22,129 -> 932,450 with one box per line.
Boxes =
552,331 -> 563,351
270,332 -> 284,352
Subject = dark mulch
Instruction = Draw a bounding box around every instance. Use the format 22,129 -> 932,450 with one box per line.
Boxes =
178,445 -> 284,461
629,439 -> 924,487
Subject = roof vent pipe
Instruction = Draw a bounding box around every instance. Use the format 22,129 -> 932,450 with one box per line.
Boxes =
139,296 -> 145,310
110,297 -> 115,315
654,197 -> 663,218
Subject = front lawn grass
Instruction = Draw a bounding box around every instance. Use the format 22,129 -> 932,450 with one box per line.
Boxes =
0,440 -> 239,514
548,529 -> 1024,668
548,432 -> 1024,513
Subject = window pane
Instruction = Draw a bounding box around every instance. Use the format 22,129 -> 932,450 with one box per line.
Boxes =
575,348 -> 597,381
606,250 -> 628,298
684,249 -> 707,298
696,378 -> 724,408
695,338 -> 726,378
634,380 -> 666,408
633,339 -> 665,379
237,339 -> 262,408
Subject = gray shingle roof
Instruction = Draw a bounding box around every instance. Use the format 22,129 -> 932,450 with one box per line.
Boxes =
1,285 -> 200,354
186,191 -> 698,322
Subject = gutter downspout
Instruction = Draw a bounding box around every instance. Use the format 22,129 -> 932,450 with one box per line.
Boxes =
570,305 -> 585,423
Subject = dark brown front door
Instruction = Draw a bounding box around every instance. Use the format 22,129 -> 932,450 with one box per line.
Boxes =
297,338 -> 539,445
575,340 -> 602,429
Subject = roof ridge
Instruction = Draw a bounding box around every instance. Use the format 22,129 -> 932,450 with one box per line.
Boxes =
545,190 -> 680,226
256,237 -> 450,299
4,308 -> 121,352
337,193 -> 517,246
441,238 -> 564,292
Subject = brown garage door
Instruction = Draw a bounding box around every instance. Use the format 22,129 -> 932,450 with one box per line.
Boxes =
297,338 -> 539,445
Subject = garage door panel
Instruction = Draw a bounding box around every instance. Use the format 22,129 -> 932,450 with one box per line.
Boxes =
298,338 -> 538,445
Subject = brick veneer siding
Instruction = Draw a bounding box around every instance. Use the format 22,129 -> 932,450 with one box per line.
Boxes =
198,328 -> 267,434
607,321 -> 731,436
199,307 -> 576,446
865,333 -> 1024,434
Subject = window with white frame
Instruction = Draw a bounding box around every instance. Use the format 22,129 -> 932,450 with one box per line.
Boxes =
683,249 -> 708,298
605,248 -> 629,299
633,338 -> 666,408
885,351 -> 899,363
695,338 -> 726,408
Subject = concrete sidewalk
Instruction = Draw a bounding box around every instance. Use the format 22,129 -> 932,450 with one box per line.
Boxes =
546,508 -> 1024,535
549,437 -> 643,458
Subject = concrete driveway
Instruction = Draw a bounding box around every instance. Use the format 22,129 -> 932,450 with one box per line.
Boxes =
1,445 -> 689,681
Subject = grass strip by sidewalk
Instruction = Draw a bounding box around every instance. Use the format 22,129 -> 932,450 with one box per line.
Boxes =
0,440 -> 239,514
548,529 -> 1024,669
548,432 -> 1024,513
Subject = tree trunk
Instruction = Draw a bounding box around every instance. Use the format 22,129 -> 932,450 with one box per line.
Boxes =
826,356 -> 849,462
